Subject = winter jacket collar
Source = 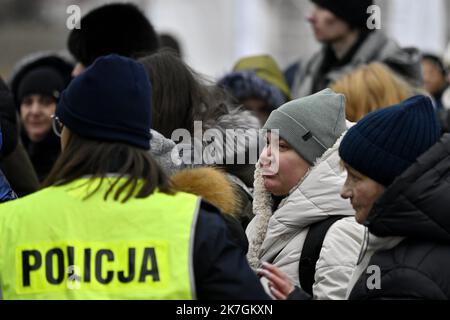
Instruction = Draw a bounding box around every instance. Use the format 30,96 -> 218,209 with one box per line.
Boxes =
345,230 -> 404,299
293,31 -> 422,98
365,134 -> 450,243
171,167 -> 241,218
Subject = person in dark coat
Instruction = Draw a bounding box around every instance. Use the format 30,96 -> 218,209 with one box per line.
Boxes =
338,95 -> 450,299
0,78 -> 17,201
286,0 -> 422,98
0,76 -> 39,196
0,54 -> 269,300
9,53 -> 73,182
0,77 -> 18,159
0,115 -> 17,202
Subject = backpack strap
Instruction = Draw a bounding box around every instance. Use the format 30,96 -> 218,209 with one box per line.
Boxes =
299,215 -> 347,296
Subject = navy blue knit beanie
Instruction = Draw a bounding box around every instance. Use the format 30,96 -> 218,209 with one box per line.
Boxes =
339,95 -> 441,186
56,54 -> 152,150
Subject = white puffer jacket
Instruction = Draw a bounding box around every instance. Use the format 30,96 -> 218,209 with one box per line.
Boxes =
246,133 -> 364,300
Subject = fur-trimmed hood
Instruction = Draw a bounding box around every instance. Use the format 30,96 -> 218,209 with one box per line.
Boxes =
149,129 -> 188,176
150,106 -> 260,187
171,167 -> 241,218
203,105 -> 261,188
8,51 -> 74,109
175,103 -> 261,188
171,166 -> 251,254
203,103 -> 260,133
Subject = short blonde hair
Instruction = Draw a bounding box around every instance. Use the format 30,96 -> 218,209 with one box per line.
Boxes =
331,63 -> 413,122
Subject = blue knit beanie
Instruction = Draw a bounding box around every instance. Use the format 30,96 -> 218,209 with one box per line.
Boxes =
339,95 -> 441,186
56,54 -> 152,150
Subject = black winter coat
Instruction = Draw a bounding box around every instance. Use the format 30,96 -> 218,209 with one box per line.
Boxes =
195,201 -> 270,300
21,130 -> 61,182
0,77 -> 39,196
350,134 -> 450,300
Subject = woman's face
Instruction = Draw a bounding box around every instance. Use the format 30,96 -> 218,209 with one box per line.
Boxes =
20,94 -> 56,142
340,162 -> 385,224
259,132 -> 310,196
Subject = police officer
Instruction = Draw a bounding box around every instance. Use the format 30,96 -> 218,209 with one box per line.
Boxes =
0,54 -> 268,300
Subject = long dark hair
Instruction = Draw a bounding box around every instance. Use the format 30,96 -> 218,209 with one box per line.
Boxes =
139,50 -> 233,138
43,132 -> 172,203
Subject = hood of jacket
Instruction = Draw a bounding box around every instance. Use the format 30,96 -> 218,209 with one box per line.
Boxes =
201,104 -> 261,187
171,167 -> 241,218
366,133 -> 450,243
246,131 -> 355,268
149,104 -> 260,188
232,55 -> 291,100
8,51 -> 74,109
202,103 -> 261,132
149,129 -> 188,176
218,55 -> 291,109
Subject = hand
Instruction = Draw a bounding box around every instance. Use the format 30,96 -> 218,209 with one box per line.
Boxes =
257,262 -> 294,300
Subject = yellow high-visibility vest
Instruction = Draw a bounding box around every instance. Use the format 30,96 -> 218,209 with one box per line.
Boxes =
0,177 -> 200,299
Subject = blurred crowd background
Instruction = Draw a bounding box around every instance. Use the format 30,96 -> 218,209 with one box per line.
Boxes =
1,0 -> 450,79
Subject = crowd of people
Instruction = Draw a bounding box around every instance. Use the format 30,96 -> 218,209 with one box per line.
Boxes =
0,0 -> 449,300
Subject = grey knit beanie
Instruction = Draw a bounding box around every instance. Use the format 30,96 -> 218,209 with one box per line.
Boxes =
263,88 -> 346,164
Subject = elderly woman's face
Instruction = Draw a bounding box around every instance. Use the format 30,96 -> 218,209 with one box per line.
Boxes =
20,94 -> 56,142
259,132 -> 310,196
340,162 -> 385,224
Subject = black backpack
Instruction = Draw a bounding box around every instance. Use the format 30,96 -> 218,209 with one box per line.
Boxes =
299,215 -> 347,296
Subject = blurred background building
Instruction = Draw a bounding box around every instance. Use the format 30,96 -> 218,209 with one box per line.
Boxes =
0,0 -> 449,79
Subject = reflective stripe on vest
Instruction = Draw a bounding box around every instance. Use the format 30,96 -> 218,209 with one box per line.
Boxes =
0,178 -> 200,299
